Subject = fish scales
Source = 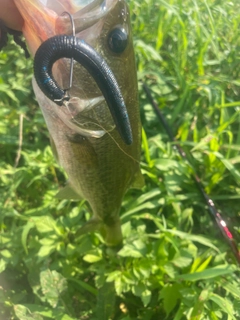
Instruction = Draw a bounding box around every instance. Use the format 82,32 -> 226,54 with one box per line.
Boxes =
15,0 -> 143,246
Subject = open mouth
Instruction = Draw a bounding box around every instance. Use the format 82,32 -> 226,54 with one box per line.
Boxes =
55,0 -> 111,35
53,95 -> 115,138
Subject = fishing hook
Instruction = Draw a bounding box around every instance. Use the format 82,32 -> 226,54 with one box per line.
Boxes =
60,11 -> 75,92
33,21 -> 132,145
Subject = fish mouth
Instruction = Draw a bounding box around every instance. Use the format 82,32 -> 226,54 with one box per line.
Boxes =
51,96 -> 115,138
55,0 -> 115,35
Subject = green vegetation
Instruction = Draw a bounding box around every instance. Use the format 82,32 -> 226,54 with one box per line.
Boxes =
1,0 -> 240,319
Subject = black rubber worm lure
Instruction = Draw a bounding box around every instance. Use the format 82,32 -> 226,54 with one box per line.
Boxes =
34,35 -> 133,145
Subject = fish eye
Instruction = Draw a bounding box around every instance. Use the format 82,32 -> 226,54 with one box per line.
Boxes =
108,27 -> 128,54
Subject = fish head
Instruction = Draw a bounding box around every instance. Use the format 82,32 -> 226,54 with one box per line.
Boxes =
15,0 -> 139,141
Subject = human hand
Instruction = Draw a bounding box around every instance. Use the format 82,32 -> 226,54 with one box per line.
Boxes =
0,0 -> 23,31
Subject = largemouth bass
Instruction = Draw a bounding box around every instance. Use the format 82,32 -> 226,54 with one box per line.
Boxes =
14,0 -> 143,246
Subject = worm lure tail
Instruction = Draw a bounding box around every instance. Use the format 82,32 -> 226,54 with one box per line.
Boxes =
33,35 -> 132,145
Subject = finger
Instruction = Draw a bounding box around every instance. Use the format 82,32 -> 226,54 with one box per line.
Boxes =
0,0 -> 23,31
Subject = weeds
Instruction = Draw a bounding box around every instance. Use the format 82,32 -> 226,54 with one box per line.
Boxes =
0,0 -> 240,319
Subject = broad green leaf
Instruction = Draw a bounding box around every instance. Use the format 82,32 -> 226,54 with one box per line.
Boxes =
132,283 -> 151,307
132,282 -> 145,297
37,245 -> 56,259
138,260 -> 152,278
14,305 -> 43,320
121,221 -> 132,238
18,305 -> 77,320
34,216 -> 62,235
159,283 -> 182,315
0,259 -> 7,273
171,255 -> 192,268
83,254 -> 102,263
163,263 -> 176,279
118,244 -> 143,258
141,289 -> 151,307
106,271 -> 122,282
0,249 -> 12,259
40,270 -> 67,308
114,277 -> 124,296
21,305 -> 53,318
171,250 -> 193,268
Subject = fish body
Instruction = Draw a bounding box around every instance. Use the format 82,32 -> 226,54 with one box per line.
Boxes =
15,0 -> 143,246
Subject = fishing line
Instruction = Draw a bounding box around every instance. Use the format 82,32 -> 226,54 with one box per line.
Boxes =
143,82 -> 240,265
68,115 -> 140,165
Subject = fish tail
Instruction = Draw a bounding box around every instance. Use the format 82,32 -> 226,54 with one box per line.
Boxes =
100,220 -> 123,248
75,218 -> 122,247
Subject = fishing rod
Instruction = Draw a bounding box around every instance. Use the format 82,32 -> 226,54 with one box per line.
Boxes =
143,83 -> 240,265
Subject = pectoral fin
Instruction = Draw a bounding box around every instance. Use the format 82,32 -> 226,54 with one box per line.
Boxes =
56,183 -> 83,200
49,134 -> 59,163
130,169 -> 145,189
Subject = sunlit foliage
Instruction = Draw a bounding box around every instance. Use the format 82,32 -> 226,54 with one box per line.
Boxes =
0,0 -> 240,319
